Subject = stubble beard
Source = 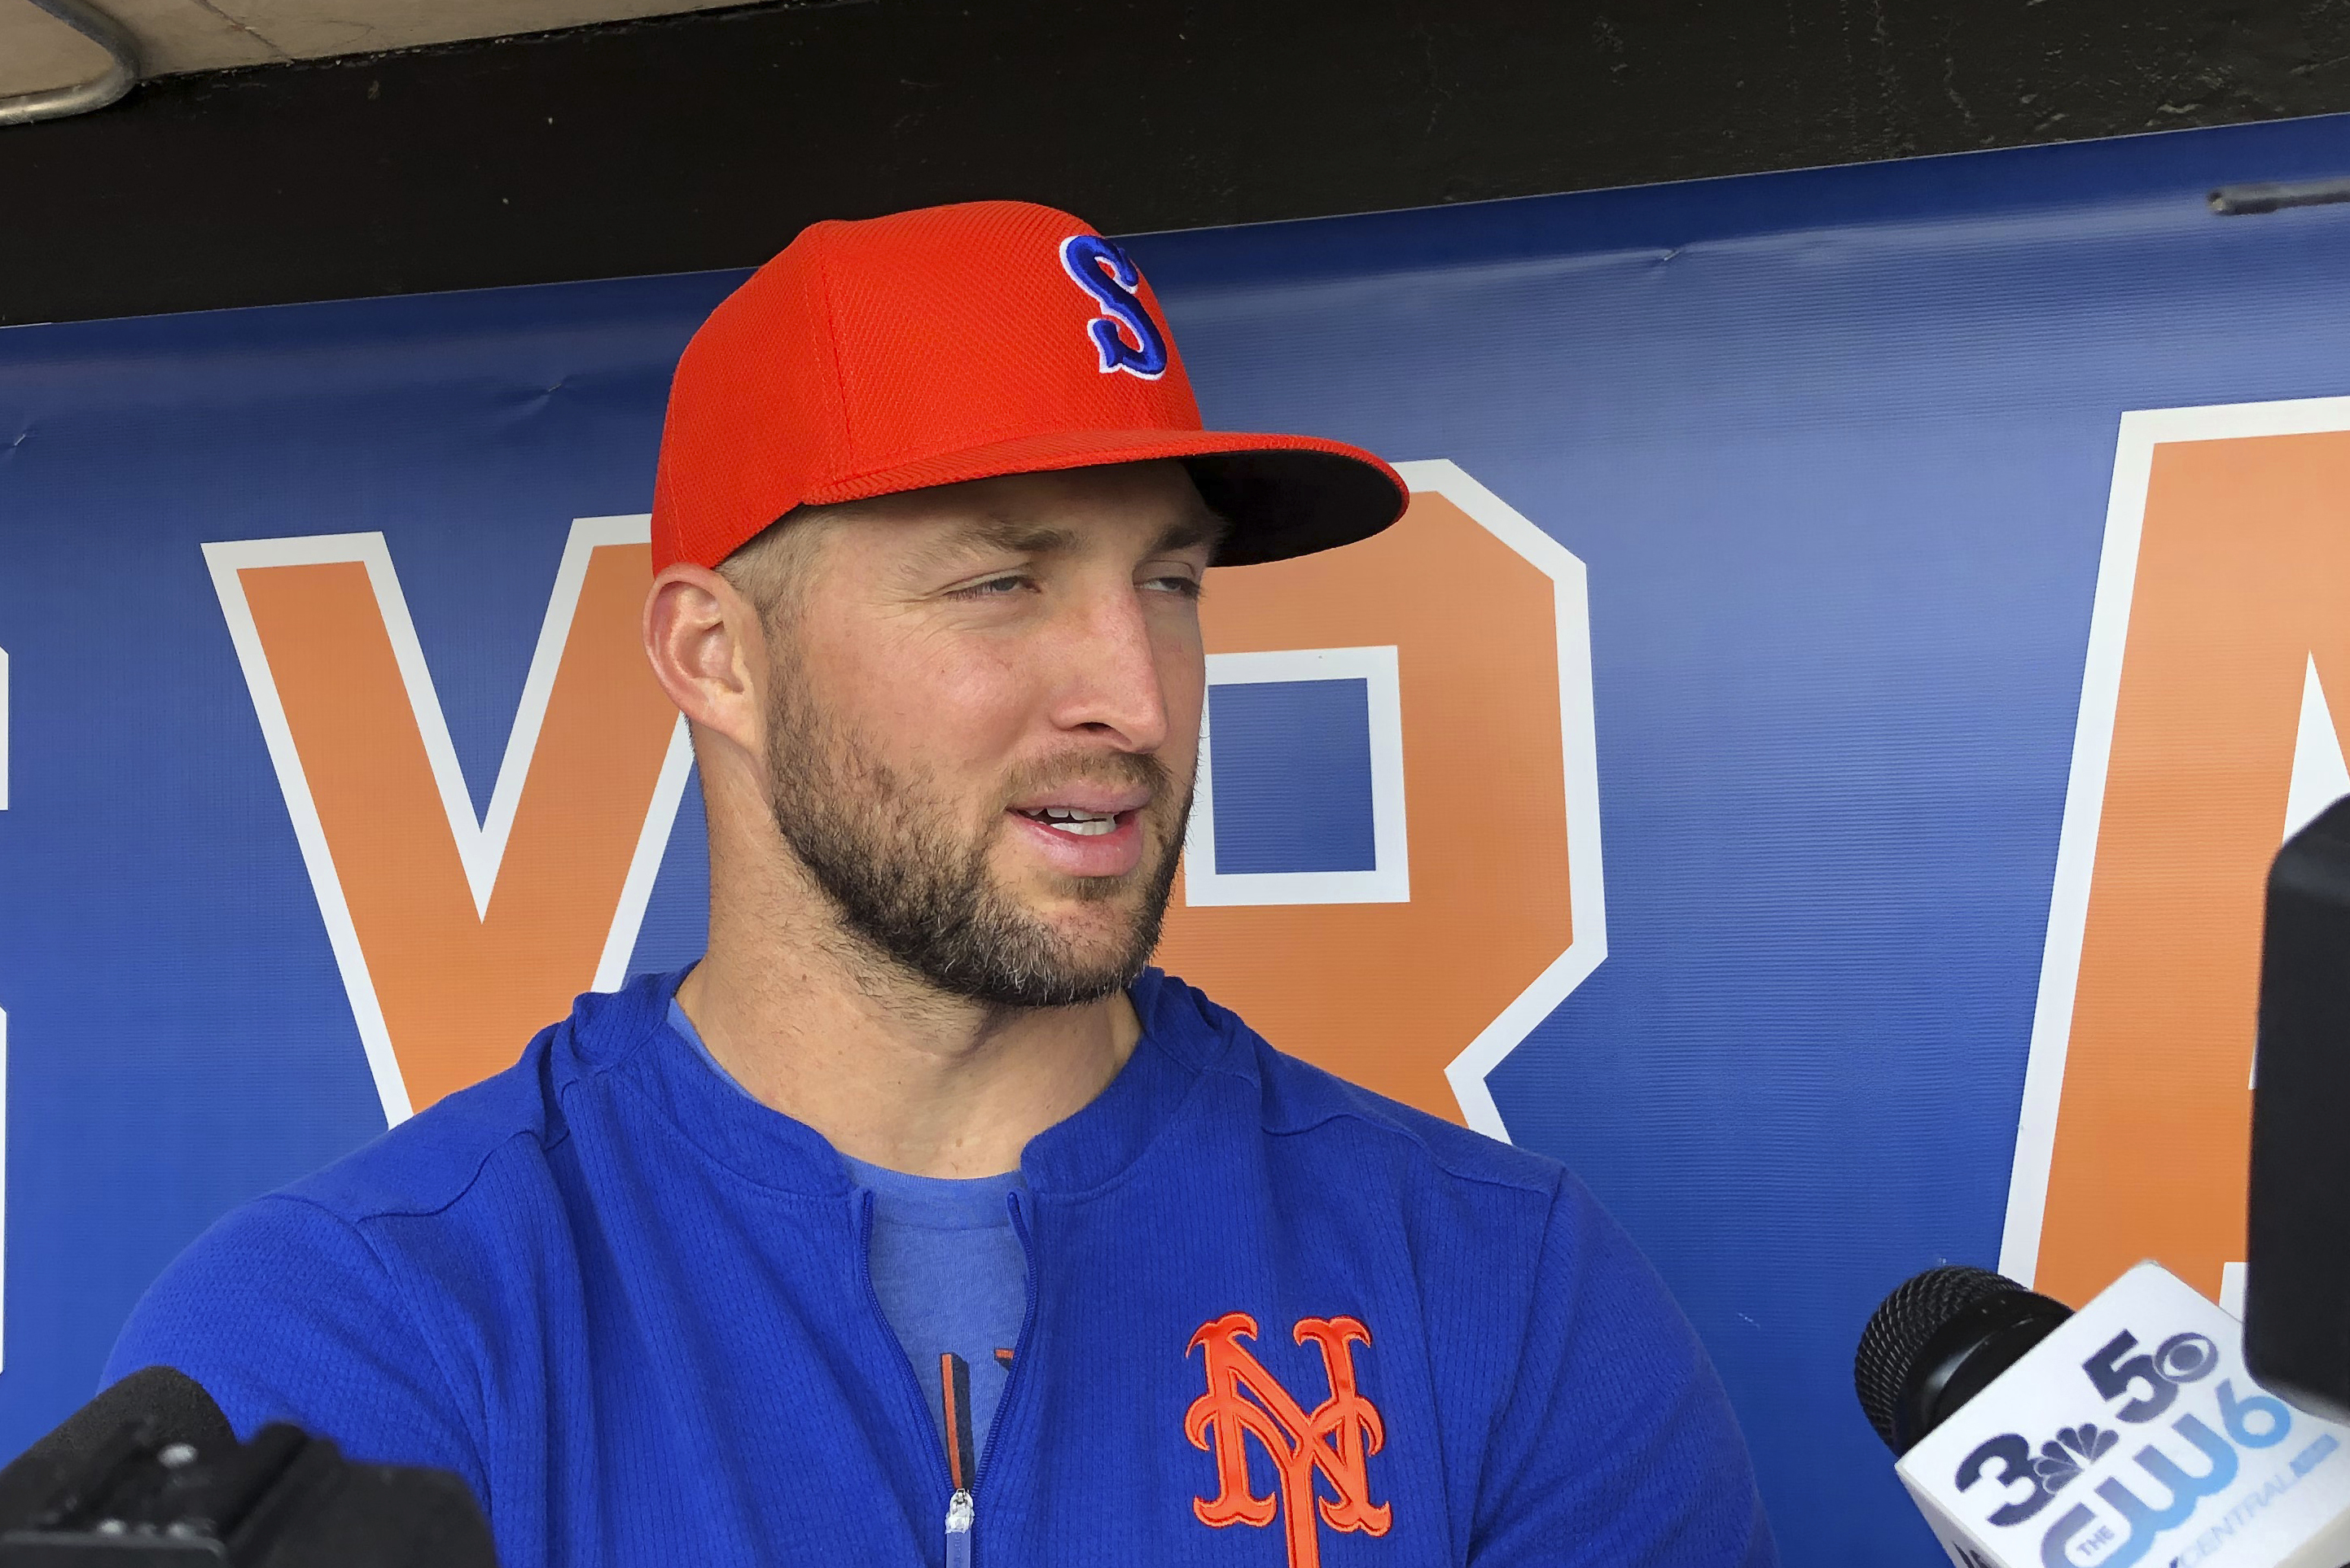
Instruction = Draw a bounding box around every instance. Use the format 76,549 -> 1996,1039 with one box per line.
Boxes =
761,672 -> 1190,1010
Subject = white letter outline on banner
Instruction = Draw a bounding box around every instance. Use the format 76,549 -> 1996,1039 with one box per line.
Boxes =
1187,644 -> 1412,907
204,516 -> 691,1126
1406,460 -> 1609,1137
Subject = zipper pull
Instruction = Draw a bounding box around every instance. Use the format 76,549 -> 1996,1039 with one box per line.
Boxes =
945,1487 -> 975,1568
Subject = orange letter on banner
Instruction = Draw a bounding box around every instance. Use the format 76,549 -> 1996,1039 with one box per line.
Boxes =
208,521 -> 686,1119
2028,427 -> 2350,1306
1155,476 -> 1587,1128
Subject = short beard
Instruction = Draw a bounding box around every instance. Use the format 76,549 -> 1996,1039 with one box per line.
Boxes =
762,674 -> 1187,1011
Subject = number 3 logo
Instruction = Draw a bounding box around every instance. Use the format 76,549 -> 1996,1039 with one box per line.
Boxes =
1953,1434 -> 2056,1526
1059,234 -> 1170,380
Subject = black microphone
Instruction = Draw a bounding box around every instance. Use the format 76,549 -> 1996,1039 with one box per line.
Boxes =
1853,1264 -> 2074,1454
0,1367 -> 235,1535
0,1367 -> 497,1566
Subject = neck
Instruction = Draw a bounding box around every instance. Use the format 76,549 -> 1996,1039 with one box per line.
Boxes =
675,851 -> 1141,1180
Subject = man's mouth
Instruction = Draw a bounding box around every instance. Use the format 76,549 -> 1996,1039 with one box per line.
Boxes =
1012,806 -> 1125,838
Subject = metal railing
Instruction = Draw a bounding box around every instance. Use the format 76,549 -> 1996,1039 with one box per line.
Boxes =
0,0 -> 137,127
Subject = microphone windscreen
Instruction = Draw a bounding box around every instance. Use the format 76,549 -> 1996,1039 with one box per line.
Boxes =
0,1365 -> 235,1528
1855,1265 -> 2072,1453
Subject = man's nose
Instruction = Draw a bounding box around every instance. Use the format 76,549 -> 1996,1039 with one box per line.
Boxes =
1045,586 -> 1176,753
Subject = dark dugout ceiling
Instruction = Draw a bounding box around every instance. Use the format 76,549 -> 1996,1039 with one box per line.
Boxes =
6,0 -> 2350,326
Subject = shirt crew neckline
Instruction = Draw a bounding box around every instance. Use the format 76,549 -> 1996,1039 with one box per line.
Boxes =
667,996 -> 1024,1228
592,966 -> 1232,1202
840,1157 -> 1024,1229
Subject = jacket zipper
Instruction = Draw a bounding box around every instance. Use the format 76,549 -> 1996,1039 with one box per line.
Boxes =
943,1490 -> 974,1568
855,1185 -> 1044,1568
951,1189 -> 1041,1568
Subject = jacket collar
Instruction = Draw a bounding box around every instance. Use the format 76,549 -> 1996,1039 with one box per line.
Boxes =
552,966 -> 1252,1201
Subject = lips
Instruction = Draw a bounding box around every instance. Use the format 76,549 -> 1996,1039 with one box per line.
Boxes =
1002,797 -> 1150,877
1000,766 -> 1161,876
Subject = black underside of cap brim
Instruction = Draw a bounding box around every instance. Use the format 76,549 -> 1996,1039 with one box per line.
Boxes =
1182,449 -> 1409,567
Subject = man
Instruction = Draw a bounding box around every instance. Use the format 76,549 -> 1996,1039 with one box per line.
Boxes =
108,201 -> 1774,1566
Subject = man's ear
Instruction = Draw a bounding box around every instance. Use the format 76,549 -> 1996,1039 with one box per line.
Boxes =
642,564 -> 768,761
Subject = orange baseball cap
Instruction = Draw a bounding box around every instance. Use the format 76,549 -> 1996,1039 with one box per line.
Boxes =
650,199 -> 1407,573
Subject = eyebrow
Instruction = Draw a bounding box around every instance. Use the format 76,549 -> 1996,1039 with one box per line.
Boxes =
929,507 -> 1230,564
960,517 -> 1081,556
1153,510 -> 1232,558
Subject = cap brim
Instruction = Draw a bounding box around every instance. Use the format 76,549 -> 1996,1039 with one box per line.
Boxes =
800,427 -> 1408,567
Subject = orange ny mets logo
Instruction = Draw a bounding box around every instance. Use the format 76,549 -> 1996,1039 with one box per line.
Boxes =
1186,1312 -> 1389,1568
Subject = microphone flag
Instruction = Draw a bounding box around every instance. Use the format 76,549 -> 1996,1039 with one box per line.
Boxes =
1896,1264 -> 2350,1568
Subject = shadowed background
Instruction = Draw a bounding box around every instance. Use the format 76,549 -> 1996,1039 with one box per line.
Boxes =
11,0 -> 2350,325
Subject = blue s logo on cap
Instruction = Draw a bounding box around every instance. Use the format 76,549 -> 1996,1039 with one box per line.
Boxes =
1060,234 -> 1169,380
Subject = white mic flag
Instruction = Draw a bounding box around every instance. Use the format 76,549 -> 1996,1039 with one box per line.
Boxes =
1897,1263 -> 2350,1568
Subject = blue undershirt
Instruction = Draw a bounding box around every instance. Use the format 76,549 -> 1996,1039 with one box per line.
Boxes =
666,1000 -> 1027,1483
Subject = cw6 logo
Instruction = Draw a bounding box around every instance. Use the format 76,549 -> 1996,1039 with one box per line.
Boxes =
2029,1374 -> 2290,1568
1153,461 -> 1604,1136
1950,1326 -> 2287,1540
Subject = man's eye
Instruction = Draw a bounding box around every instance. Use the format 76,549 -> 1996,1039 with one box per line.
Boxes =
1145,573 -> 1204,598
953,575 -> 1032,598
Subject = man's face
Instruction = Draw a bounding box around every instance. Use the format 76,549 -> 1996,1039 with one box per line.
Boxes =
756,461 -> 1219,1009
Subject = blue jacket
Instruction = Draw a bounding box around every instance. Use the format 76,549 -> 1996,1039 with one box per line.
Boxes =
107,969 -> 1774,1567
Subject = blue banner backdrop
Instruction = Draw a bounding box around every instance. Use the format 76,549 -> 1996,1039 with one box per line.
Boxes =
13,110 -> 2350,1562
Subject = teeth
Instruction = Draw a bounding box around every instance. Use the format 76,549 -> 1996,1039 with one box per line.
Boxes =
1021,806 -> 1120,836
